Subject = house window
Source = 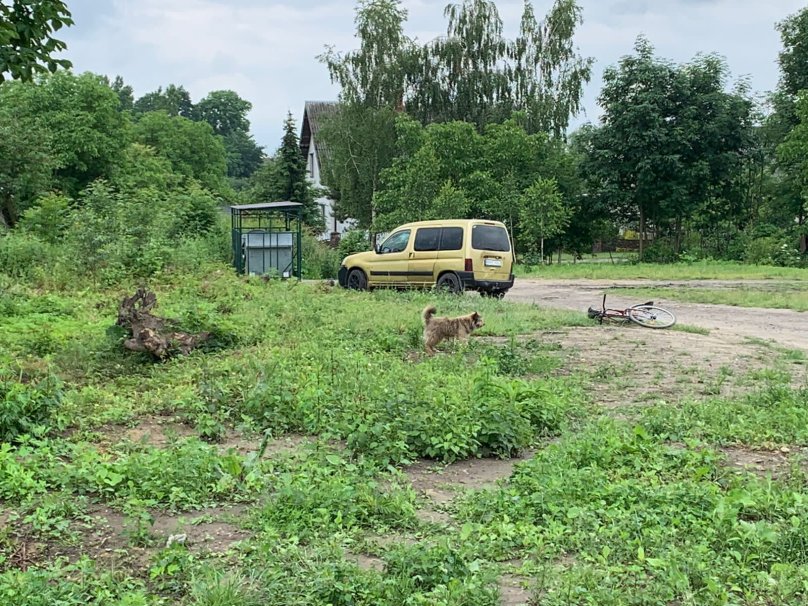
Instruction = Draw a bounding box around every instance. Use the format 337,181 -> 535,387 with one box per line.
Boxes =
320,204 -> 326,220
309,152 -> 315,177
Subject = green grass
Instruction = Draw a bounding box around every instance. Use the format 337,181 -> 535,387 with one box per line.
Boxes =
3,262 -> 808,605
615,284 -> 808,312
515,259 -> 808,281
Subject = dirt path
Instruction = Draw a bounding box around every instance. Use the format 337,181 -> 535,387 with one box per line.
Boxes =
506,279 -> 808,352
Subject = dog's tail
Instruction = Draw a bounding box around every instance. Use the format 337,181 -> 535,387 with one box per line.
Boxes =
422,305 -> 437,325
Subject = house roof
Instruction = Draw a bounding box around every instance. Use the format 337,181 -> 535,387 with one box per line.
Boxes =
300,101 -> 338,176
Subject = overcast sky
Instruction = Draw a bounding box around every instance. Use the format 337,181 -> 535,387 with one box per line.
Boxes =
59,0 -> 805,153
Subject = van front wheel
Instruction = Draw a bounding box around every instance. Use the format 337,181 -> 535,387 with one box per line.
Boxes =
347,269 -> 368,291
436,272 -> 463,294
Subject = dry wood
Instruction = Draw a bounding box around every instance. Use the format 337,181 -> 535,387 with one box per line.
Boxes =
117,288 -> 209,359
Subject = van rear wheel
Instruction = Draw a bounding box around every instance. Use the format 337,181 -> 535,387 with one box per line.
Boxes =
436,272 -> 463,294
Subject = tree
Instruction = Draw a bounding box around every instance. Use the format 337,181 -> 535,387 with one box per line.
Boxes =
318,104 -> 399,230
404,0 -> 591,135
194,90 -> 252,136
0,71 -> 130,197
134,84 -> 194,118
194,90 -> 264,180
133,111 -> 228,194
250,114 -> 324,232
0,102 -> 54,227
107,75 -> 134,111
0,0 -> 73,82
776,93 -> 808,252
519,178 -> 569,261
581,38 -> 752,259
319,0 -> 411,109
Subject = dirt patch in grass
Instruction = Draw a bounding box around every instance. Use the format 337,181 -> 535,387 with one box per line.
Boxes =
720,445 -> 807,478
26,503 -> 253,576
406,451 -> 536,517
524,326 -> 806,410
499,573 -> 533,606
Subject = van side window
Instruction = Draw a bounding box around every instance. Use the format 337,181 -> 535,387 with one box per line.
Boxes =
379,229 -> 411,253
414,227 -> 441,251
439,227 -> 463,251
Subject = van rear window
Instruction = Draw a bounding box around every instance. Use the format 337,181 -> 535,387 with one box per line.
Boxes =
472,225 -> 510,252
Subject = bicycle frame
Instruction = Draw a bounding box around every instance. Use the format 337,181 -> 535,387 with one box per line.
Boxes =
587,294 -> 655,324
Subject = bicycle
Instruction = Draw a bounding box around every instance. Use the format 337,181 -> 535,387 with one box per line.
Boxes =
587,293 -> 676,329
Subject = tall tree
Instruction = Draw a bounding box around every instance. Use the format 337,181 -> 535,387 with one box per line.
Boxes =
319,0 -> 411,109
133,111 -> 228,194
1,71 -> 130,196
0,103 -> 54,227
776,93 -> 808,252
519,177 -> 569,261
319,104 -> 400,230
0,0 -> 73,82
403,0 -> 592,135
134,84 -> 194,118
194,90 -> 264,180
582,38 -> 751,259
250,114 -> 324,232
194,90 -> 252,136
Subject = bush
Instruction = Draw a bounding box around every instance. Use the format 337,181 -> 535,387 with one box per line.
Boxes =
0,373 -> 63,442
0,231 -> 61,280
337,229 -> 370,258
301,232 -> 340,279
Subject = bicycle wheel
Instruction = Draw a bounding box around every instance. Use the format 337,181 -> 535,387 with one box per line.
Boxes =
627,305 -> 676,329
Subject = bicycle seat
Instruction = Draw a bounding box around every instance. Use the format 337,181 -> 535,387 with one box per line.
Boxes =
639,301 -> 654,306
587,307 -> 600,319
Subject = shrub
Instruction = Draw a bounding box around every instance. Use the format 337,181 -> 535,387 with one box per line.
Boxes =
337,229 -> 370,258
301,232 -> 340,279
0,374 -> 63,442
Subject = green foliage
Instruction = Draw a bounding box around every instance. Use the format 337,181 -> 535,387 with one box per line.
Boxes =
17,192 -> 71,243
133,110 -> 228,194
251,114 -> 325,232
519,177 -> 570,260
373,116 -> 574,254
321,0 -> 592,136
0,96 -> 54,226
64,180 -> 222,281
301,232 -> 341,279
1,71 -> 130,197
382,540 -> 498,604
337,228 -> 371,258
0,558 -> 151,605
133,84 -> 194,118
457,420 -> 808,603
0,373 -> 63,442
582,37 -> 753,260
642,383 -> 808,446
252,449 -> 416,538
0,0 -> 73,82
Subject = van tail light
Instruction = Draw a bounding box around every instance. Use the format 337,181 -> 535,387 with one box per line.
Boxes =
464,258 -> 473,272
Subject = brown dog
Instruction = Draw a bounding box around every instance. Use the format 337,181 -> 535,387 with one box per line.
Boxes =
422,305 -> 484,355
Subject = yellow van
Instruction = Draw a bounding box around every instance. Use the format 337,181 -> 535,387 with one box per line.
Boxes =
337,219 -> 514,297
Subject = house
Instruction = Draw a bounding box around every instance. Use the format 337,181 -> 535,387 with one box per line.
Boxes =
299,101 -> 354,243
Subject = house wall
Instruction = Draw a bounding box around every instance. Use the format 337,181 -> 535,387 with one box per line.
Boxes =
307,133 -> 354,241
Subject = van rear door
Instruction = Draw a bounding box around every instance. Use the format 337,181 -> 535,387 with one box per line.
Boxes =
470,223 -> 512,281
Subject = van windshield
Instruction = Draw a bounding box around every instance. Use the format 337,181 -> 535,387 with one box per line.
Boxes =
472,225 -> 510,252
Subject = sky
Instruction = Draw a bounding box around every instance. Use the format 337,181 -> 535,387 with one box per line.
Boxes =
58,0 -> 806,153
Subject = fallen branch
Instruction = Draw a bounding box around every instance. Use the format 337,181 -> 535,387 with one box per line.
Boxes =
117,288 -> 209,359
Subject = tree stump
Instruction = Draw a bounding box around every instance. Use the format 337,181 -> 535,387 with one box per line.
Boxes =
117,289 -> 209,359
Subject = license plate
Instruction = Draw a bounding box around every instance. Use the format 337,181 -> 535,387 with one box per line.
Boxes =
484,258 -> 502,268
